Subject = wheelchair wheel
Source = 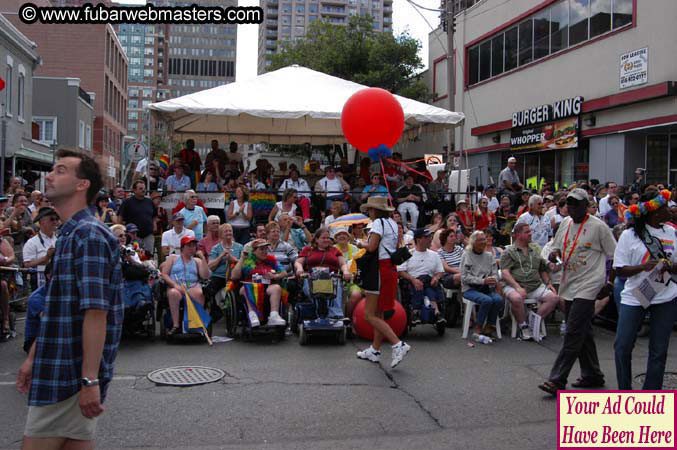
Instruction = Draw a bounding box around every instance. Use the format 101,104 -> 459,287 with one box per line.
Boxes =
435,321 -> 446,337
224,296 -> 237,338
146,309 -> 156,341
159,314 -> 167,339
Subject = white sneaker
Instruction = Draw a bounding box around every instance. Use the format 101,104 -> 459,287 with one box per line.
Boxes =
520,325 -> 533,341
391,341 -> 411,368
267,311 -> 286,326
356,346 -> 381,363
248,311 -> 260,327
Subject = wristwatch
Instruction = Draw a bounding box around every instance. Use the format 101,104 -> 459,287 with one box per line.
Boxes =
81,377 -> 100,387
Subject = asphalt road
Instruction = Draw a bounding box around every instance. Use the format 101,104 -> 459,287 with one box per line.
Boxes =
1,318 -> 675,450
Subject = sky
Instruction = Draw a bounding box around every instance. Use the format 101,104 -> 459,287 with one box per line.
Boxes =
114,0 -> 442,81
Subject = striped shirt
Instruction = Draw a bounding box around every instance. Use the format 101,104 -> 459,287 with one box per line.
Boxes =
29,208 -> 123,406
438,245 -> 464,268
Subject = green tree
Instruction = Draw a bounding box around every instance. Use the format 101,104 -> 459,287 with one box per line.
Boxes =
269,15 -> 430,102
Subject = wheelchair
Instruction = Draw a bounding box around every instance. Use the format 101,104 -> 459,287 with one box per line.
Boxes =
219,280 -> 287,343
398,277 -> 448,337
122,279 -> 156,341
291,269 -> 346,346
154,279 -> 214,343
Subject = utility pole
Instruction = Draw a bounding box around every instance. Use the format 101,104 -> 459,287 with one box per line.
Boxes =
443,0 -> 460,197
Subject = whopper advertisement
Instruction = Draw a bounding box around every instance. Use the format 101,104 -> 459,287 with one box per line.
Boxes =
510,117 -> 579,152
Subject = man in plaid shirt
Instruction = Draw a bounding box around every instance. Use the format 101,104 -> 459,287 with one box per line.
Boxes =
16,149 -> 123,449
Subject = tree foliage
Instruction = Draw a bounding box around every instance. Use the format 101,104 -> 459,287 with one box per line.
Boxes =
269,15 -> 429,102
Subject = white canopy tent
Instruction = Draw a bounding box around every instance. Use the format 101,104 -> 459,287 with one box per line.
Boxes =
148,65 -> 464,146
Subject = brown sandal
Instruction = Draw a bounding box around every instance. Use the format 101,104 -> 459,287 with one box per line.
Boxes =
538,381 -> 563,396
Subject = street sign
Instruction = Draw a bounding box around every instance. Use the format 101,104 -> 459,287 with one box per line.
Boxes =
453,156 -> 460,168
0,77 -> 4,91
126,141 -> 148,162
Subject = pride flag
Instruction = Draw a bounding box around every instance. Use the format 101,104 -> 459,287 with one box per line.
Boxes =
243,282 -> 266,322
158,154 -> 170,171
250,192 -> 276,219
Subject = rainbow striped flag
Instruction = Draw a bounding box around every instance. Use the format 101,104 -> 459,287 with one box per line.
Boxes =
243,282 -> 266,322
158,154 -> 170,171
250,192 -> 276,218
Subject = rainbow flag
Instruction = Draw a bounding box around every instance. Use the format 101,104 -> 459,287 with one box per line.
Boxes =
243,282 -> 266,321
182,288 -> 211,338
158,154 -> 170,171
250,192 -> 276,218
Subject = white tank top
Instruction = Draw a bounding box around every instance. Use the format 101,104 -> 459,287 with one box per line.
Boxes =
274,201 -> 297,221
229,199 -> 250,228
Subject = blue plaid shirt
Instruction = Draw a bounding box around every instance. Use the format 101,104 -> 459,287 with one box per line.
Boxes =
29,208 -> 123,406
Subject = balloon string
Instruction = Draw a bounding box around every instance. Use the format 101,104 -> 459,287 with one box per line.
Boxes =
379,158 -> 394,208
383,158 -> 433,181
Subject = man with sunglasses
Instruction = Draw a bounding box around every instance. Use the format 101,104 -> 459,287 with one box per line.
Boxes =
23,207 -> 59,289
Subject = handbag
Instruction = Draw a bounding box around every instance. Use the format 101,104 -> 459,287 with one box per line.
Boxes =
380,219 -> 412,265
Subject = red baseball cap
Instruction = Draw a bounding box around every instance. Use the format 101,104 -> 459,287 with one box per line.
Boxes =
180,236 -> 197,247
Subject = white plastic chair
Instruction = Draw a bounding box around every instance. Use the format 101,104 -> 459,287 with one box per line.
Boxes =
461,297 -> 502,339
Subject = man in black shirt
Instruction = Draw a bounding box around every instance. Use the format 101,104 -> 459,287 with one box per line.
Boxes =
118,180 -> 157,256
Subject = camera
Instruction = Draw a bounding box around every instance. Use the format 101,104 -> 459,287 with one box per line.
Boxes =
123,246 -> 136,257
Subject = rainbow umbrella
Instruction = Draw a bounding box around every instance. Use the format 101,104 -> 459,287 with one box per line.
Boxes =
328,213 -> 371,227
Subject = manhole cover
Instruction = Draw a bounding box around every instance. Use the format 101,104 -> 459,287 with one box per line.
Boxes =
634,372 -> 677,389
147,366 -> 225,386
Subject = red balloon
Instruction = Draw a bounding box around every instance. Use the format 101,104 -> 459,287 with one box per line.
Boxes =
341,88 -> 405,152
352,299 -> 407,341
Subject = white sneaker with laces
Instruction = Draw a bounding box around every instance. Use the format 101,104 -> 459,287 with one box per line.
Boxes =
520,325 -> 533,341
267,311 -> 286,326
248,311 -> 260,327
391,341 -> 411,368
356,346 -> 381,363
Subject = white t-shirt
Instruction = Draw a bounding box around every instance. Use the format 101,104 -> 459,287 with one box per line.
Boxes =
23,231 -> 57,285
229,199 -> 251,228
369,217 -> 399,260
397,249 -> 444,279
516,211 -> 552,247
135,157 -> 149,174
552,215 -> 616,301
598,195 -> 611,216
317,177 -> 343,196
161,227 -> 195,256
487,197 -> 499,213
613,225 -> 677,307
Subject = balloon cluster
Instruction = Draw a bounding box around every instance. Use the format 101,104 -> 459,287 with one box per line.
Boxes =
367,144 -> 392,162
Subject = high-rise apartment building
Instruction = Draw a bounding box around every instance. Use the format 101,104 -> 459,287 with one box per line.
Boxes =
258,0 -> 393,74
167,0 -> 237,99
116,22 -> 170,144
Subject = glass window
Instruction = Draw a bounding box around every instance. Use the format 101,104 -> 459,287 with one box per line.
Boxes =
296,15 -> 304,24
309,4 -> 318,12
533,9 -> 550,60
79,121 -> 85,149
5,66 -> 12,116
569,0 -> 589,46
646,135 -> 668,185
309,15 -> 318,21
468,46 -> 479,85
491,34 -> 504,76
612,0 -> 632,28
550,0 -> 568,53
282,15 -> 291,24
504,26 -> 518,71
296,4 -> 305,13
294,25 -> 305,35
281,2 -> 291,13
479,40 -> 491,81
670,135 -> 677,170
590,0 -> 611,37
518,19 -> 533,66
17,73 -> 24,119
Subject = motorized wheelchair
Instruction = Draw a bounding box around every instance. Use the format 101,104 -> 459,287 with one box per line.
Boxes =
291,268 -> 346,345
121,268 -> 158,341
397,276 -> 448,337
154,278 -> 214,343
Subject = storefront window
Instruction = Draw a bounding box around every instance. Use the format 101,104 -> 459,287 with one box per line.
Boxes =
646,135 -> 668,186
590,0 -> 611,38
569,0 -> 589,46
500,146 -> 588,191
550,0 -> 569,52
670,135 -> 677,185
518,19 -> 533,66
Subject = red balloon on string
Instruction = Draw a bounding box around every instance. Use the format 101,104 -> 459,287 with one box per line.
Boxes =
341,88 -> 405,152
0,78 -> 5,92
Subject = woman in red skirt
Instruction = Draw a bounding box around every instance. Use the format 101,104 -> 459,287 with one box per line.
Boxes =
356,197 -> 411,368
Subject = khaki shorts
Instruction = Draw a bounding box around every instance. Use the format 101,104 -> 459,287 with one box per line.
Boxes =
25,393 -> 98,441
503,283 -> 552,302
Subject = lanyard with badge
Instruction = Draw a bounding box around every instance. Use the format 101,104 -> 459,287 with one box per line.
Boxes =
559,214 -> 589,286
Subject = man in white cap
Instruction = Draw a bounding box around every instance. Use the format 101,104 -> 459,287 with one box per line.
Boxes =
538,188 -> 616,396
498,157 -> 523,198
161,212 -> 194,257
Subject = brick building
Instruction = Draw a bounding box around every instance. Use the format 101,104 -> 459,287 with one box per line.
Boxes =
8,19 -> 128,185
